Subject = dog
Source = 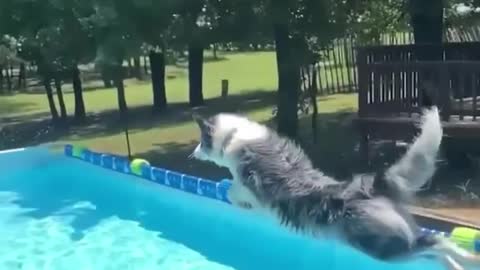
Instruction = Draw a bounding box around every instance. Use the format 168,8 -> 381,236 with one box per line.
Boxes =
190,107 -> 479,269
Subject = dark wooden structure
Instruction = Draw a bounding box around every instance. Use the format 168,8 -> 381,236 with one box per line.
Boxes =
355,43 -> 480,163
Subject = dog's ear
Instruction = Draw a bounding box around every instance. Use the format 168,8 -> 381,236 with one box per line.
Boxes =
192,112 -> 204,126
192,113 -> 213,133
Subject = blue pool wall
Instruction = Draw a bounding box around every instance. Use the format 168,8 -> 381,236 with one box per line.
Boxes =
64,144 -> 232,204
63,144 -> 480,252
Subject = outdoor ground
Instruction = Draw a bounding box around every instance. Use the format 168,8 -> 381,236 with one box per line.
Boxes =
1,51 -> 479,226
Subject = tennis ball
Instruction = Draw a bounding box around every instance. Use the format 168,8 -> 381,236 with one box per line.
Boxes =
130,158 -> 150,176
72,145 -> 86,158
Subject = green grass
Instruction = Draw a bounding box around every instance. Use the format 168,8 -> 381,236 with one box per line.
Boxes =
0,51 -> 357,179
0,52 -> 278,119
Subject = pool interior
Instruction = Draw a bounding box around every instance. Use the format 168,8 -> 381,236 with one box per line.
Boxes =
0,147 -> 451,270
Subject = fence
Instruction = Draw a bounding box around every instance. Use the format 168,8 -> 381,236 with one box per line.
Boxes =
311,26 -> 480,97
357,60 -> 480,121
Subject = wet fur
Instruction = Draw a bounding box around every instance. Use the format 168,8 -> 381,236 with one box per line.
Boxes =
191,108 -> 478,268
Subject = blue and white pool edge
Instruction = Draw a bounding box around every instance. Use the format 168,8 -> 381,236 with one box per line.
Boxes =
62,144 -> 480,253
64,144 -> 232,203
0,147 -> 25,155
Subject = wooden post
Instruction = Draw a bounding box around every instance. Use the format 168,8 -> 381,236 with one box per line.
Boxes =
439,63 -> 451,122
221,79 -> 229,98
356,47 -> 368,117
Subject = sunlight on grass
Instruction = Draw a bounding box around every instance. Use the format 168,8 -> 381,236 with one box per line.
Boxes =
68,93 -> 357,157
0,52 -> 277,118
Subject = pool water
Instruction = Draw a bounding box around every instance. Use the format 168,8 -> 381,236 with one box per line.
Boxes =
0,147 -> 447,270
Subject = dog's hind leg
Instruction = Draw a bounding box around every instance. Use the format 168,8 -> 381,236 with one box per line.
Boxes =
339,198 -> 417,260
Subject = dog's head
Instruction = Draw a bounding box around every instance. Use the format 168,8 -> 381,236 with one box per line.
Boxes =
191,113 -> 269,169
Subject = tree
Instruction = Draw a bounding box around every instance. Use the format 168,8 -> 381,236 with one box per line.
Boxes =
52,0 -> 96,122
0,0 -> 95,122
0,40 -> 24,93
89,1 -> 144,114
174,0 -> 208,107
266,0 -> 353,138
0,0 -> 64,122
112,0 -> 175,112
270,1 -> 300,138
348,0 -> 407,44
409,0 -> 444,47
445,0 -> 480,28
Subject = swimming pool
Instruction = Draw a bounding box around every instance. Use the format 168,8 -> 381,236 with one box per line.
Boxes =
0,146 -> 453,270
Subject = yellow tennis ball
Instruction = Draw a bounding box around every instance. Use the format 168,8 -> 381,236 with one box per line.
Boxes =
130,159 -> 150,176
72,145 -> 86,158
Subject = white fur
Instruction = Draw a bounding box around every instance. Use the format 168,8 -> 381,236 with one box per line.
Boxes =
215,114 -> 271,211
213,113 -> 269,155
192,113 -> 269,208
385,106 -> 443,194
192,113 -> 268,168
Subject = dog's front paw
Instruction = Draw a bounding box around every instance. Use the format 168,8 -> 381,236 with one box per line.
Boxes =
227,180 -> 255,210
238,201 -> 253,209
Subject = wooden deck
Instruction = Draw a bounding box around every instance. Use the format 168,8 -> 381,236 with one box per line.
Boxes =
355,43 -> 480,164
411,206 -> 480,232
354,114 -> 480,140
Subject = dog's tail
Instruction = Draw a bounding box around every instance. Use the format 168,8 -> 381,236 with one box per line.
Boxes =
373,106 -> 443,203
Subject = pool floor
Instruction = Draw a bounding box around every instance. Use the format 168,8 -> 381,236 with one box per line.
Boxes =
0,147 -> 449,270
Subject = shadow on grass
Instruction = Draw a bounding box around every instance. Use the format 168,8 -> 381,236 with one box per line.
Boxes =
18,78 -> 147,96
134,109 -> 364,182
0,89 -> 277,150
0,98 -> 39,117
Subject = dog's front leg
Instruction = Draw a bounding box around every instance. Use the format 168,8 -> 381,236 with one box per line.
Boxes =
227,179 -> 256,209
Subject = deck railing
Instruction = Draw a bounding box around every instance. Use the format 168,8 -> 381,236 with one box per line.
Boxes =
357,46 -> 480,122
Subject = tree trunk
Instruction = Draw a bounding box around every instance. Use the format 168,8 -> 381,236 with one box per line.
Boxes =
213,44 -> 218,59
72,65 -> 86,122
409,0 -> 444,107
43,77 -> 59,121
18,63 -> 26,90
6,66 -> 12,92
133,57 -> 142,79
54,76 -> 67,120
113,65 -> 128,113
143,56 -> 149,74
149,50 -> 167,112
127,58 -> 133,78
188,42 -> 204,107
310,65 -> 319,143
101,67 -> 113,88
409,0 -> 444,60
274,23 -> 300,138
0,66 -> 4,93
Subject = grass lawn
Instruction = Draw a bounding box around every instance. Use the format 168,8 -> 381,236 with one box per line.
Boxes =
1,51 -> 358,180
0,52 -> 279,118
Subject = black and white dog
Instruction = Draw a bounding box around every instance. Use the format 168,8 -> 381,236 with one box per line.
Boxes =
191,107 -> 479,269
